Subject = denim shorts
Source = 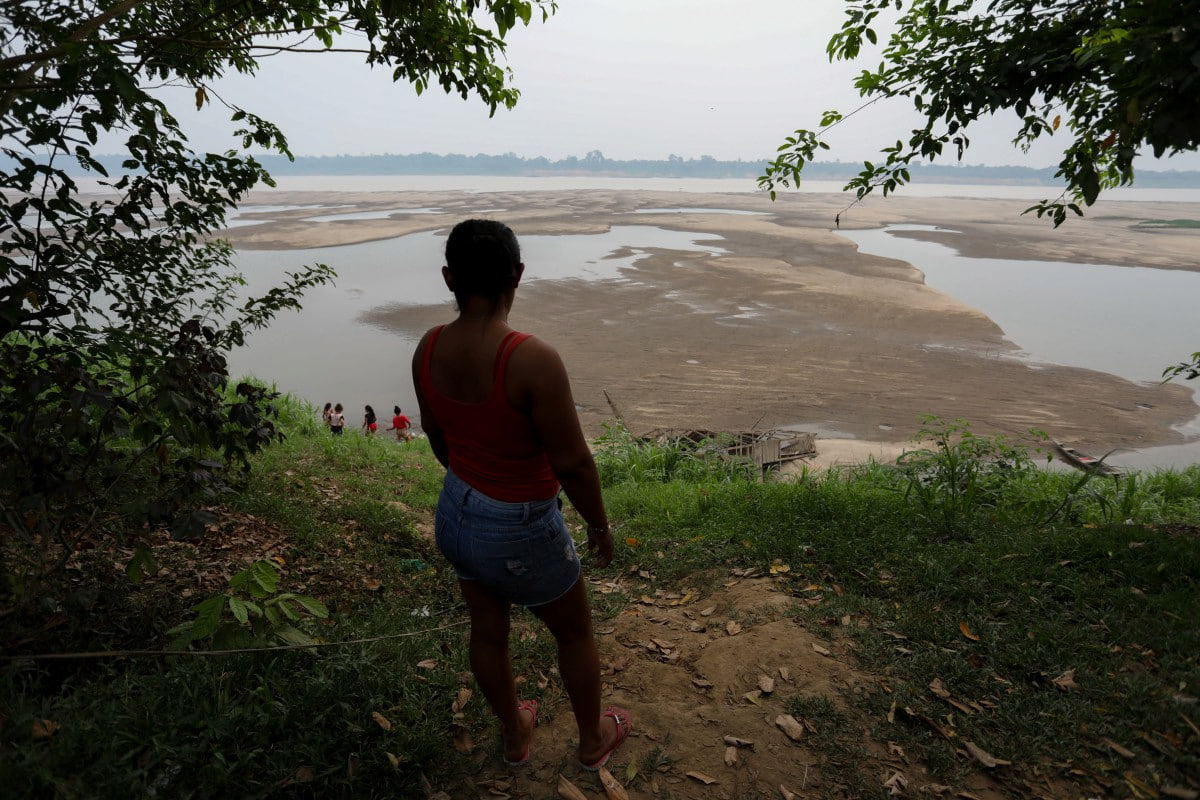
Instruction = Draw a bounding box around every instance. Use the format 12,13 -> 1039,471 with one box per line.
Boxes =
435,468 -> 581,607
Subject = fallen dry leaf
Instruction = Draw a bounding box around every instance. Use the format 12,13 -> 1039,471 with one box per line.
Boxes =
779,666 -> 790,681
700,605 -> 716,616
812,643 -> 831,656
452,687 -> 473,713
1102,737 -> 1136,759
726,620 -> 742,636
686,771 -> 718,785
959,621 -> 980,641
31,719 -> 61,739
416,659 -> 438,669
688,622 -> 706,633
775,714 -> 805,742
883,770 -> 908,796
963,740 -> 1010,768
888,741 -> 906,758
598,766 -> 630,800
724,745 -> 738,766
928,677 -> 975,714
1051,668 -> 1078,691
758,675 -> 776,694
286,765 -> 315,785
743,690 -> 763,705
371,711 -> 392,731
363,577 -> 383,591
692,677 -> 714,689
385,752 -> 401,771
1161,786 -> 1199,800
557,774 -> 589,800
723,735 -> 754,748
780,785 -> 798,800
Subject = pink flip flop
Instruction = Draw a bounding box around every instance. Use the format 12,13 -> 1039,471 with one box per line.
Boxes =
580,706 -> 633,771
502,699 -> 539,767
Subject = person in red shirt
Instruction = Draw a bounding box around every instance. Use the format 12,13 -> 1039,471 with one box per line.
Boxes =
412,219 -> 630,770
388,406 -> 413,442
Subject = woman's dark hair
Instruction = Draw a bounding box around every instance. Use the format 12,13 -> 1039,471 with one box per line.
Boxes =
394,405 -> 401,415
445,219 -> 521,306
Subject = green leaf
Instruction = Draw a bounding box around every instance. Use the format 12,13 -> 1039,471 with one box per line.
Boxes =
274,597 -> 300,621
275,625 -> 316,647
250,560 -> 279,595
191,595 -> 226,640
229,597 -> 249,624
292,595 -> 330,619
125,547 -> 159,584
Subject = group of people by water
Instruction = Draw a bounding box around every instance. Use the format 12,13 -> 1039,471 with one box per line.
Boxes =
321,402 -> 413,442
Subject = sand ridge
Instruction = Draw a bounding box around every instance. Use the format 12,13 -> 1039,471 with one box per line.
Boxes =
222,188 -> 1200,455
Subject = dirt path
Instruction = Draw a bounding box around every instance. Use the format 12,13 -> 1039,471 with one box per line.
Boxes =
438,572 -> 1015,800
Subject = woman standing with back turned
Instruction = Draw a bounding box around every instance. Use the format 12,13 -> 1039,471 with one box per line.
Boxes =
412,219 -> 631,769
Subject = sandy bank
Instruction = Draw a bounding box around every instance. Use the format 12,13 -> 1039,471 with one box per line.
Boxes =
221,188 -> 1200,458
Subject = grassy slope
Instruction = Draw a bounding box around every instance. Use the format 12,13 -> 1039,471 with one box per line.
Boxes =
2,406 -> 1198,798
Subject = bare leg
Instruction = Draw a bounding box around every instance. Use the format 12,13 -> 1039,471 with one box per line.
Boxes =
458,579 -> 534,762
528,577 -> 620,764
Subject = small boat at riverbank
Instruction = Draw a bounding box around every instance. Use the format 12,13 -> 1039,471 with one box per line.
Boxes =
1053,441 -> 1124,477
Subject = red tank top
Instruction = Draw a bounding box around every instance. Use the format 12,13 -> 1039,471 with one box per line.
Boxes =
419,325 -> 559,501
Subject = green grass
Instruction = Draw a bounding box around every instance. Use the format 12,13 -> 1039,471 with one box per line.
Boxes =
3,408 -> 1198,797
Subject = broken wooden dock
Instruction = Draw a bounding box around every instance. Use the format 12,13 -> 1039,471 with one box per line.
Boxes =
640,428 -> 816,472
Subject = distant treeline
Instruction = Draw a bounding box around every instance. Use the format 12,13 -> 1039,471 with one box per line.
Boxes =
248,151 -> 1200,187
26,150 -> 1200,187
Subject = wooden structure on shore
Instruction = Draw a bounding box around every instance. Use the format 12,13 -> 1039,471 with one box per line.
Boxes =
1052,440 -> 1124,478
641,428 -> 816,473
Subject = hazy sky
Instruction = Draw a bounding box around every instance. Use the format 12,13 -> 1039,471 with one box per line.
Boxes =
156,0 -> 1198,171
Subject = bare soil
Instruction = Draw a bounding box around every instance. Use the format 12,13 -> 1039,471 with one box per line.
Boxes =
449,572 -> 1020,800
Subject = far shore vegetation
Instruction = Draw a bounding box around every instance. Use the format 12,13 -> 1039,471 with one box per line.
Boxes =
3,395 -> 1197,798
43,151 -> 1200,188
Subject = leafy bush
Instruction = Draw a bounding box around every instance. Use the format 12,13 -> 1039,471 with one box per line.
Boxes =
167,560 -> 329,651
896,417 -> 1045,537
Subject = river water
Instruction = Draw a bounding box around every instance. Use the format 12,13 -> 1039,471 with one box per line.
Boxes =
838,227 -> 1200,470
221,178 -> 1200,469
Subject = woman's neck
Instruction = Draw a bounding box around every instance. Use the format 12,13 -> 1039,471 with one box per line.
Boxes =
454,294 -> 512,327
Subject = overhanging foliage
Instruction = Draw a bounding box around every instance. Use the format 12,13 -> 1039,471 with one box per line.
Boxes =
761,0 -> 1200,225
0,0 -> 553,595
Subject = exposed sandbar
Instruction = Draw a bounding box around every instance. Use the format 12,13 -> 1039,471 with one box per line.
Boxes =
223,188 -> 1200,455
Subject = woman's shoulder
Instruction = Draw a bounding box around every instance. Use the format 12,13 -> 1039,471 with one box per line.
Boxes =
508,333 -> 567,382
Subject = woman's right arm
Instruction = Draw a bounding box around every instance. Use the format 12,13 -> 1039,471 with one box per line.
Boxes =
412,332 -> 450,468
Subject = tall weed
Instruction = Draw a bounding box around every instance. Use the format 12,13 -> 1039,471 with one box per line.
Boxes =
896,417 -> 1044,537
